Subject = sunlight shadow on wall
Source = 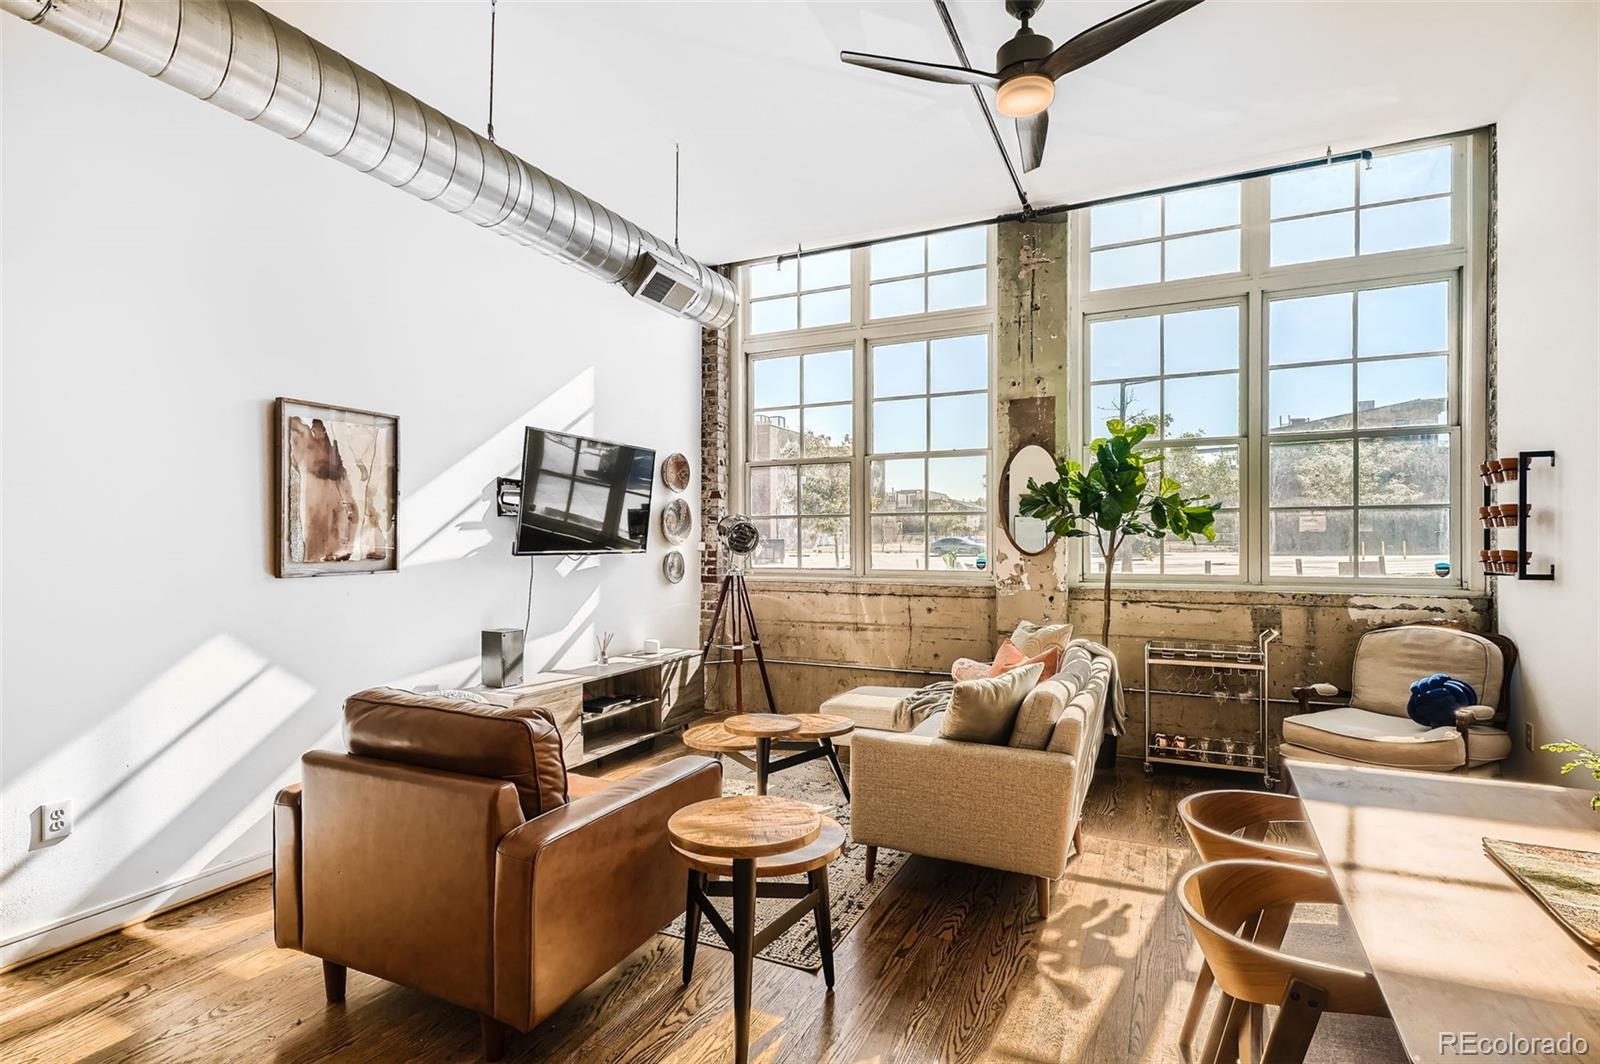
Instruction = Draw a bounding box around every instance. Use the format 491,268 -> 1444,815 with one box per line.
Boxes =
400,369 -> 596,568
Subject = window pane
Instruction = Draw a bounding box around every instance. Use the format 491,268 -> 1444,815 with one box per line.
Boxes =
1164,230 -> 1240,280
1090,315 -> 1160,380
1359,356 -> 1447,427
871,515 -> 925,571
800,249 -> 850,290
798,516 -> 850,570
1362,145 -> 1452,204
749,409 -> 799,460
1270,510 -> 1353,577
1164,305 -> 1239,374
799,463 -> 850,515
1162,445 -> 1240,508
872,397 -> 927,452
1165,183 -> 1240,235
1164,373 -> 1238,439
1359,433 -> 1450,505
1090,534 -> 1160,575
801,403 -> 852,457
872,340 -> 926,397
929,514 -> 987,572
870,458 -> 925,512
1270,440 -> 1354,506
1091,197 -> 1160,247
928,268 -> 986,311
870,236 -> 923,280
1360,198 -> 1450,254
1269,292 -> 1352,365
1358,508 -> 1450,578
1269,364 -> 1352,432
1271,162 -> 1355,218
752,355 -> 800,407
750,517 -> 797,568
749,296 -> 797,334
800,288 -> 849,328
870,277 -> 924,318
748,466 -> 797,515
1270,212 -> 1355,266
927,227 -> 986,271
748,258 -> 796,298
1358,281 -> 1448,356
1090,243 -> 1160,290
928,455 -> 986,511
930,393 -> 987,450
1165,511 -> 1240,576
803,349 -> 853,404
1091,379 -> 1160,434
930,334 -> 988,392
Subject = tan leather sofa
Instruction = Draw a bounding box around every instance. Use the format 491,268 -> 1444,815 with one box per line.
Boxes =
1280,623 -> 1518,775
848,645 -> 1112,919
272,687 -> 720,1060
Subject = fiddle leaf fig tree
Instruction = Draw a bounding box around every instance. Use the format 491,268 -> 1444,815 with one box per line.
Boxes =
1017,419 -> 1222,646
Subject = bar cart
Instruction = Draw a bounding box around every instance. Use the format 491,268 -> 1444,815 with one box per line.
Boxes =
1143,628 -> 1281,788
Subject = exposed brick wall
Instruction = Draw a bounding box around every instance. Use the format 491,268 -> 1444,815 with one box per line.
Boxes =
699,323 -> 731,660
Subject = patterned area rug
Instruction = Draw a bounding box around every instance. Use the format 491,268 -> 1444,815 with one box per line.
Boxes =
661,755 -> 906,972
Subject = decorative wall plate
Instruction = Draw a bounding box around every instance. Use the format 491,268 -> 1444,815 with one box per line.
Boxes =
663,550 -> 686,584
661,498 -> 693,544
661,452 -> 691,493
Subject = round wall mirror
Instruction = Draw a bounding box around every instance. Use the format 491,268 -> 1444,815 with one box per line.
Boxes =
1001,443 -> 1060,556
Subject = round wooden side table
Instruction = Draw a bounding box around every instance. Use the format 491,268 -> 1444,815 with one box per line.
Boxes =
669,796 -> 828,1064
711,713 -> 854,798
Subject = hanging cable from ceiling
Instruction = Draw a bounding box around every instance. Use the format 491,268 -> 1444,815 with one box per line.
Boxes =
486,0 -> 498,142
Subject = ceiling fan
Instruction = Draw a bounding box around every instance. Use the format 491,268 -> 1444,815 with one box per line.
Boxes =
841,0 -> 1205,173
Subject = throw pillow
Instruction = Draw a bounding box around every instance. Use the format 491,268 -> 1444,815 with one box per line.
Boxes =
987,641 -> 1063,681
939,663 -> 1045,744
1010,620 -> 1074,658
951,657 -> 992,682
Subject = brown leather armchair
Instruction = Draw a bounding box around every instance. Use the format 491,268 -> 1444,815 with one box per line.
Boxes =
272,687 -> 721,1060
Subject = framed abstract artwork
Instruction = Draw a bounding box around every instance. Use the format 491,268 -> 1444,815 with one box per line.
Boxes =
275,397 -> 399,577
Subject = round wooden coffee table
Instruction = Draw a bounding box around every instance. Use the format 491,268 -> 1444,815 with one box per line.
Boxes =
669,796 -> 833,1064
697,713 -> 855,798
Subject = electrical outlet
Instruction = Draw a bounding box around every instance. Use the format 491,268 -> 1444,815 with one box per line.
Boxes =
1525,721 -> 1536,753
39,801 -> 73,843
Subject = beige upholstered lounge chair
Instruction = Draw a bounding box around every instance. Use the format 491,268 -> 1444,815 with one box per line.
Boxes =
1279,623 -> 1518,776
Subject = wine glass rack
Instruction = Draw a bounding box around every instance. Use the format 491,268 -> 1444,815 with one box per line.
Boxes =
1143,628 -> 1281,788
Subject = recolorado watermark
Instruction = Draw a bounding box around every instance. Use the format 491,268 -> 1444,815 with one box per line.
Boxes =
1440,1031 -> 1590,1057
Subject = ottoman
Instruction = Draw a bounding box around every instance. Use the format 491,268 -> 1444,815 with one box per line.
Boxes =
817,685 -> 927,745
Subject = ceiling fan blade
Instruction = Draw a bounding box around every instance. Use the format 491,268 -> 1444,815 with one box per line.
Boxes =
1038,0 -> 1205,81
840,51 -> 1000,88
1016,110 -> 1048,173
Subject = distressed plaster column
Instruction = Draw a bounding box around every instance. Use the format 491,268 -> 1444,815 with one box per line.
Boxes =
993,219 -> 1072,634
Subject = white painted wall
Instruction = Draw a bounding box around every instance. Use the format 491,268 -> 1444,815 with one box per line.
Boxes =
0,7 -> 702,962
1494,2 -> 1600,786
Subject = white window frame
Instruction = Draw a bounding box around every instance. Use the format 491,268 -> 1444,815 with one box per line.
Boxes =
1067,130 -> 1490,593
732,229 -> 997,583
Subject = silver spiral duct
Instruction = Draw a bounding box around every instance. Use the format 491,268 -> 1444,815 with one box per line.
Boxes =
2,0 -> 737,329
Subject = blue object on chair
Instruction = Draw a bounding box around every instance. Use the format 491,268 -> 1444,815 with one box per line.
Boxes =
1407,673 -> 1478,728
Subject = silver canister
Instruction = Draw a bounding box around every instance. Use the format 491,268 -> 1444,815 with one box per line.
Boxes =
481,628 -> 525,688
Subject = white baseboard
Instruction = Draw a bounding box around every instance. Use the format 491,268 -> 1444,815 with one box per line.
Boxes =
0,851 -> 271,973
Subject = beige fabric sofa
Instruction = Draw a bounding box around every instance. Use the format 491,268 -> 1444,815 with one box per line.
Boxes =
848,647 -> 1112,918
1280,623 -> 1518,775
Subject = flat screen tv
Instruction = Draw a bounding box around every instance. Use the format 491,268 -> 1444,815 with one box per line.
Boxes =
513,428 -> 655,556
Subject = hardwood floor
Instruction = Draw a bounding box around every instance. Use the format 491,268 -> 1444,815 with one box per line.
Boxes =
0,750 -> 1388,1063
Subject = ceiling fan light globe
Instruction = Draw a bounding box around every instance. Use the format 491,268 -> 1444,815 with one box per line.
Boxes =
995,74 -> 1054,118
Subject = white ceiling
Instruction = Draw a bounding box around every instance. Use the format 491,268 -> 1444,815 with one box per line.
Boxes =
274,1 -> 1584,266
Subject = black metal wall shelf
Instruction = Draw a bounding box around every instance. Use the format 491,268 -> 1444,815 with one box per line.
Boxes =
1480,450 -> 1555,581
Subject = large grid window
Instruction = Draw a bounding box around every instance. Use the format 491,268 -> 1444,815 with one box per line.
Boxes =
747,249 -> 852,335
1088,182 -> 1243,291
1069,132 -> 1485,589
737,227 -> 994,580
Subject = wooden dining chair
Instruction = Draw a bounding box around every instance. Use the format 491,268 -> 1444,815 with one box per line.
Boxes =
1178,859 -> 1389,1064
1175,791 -> 1324,1059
